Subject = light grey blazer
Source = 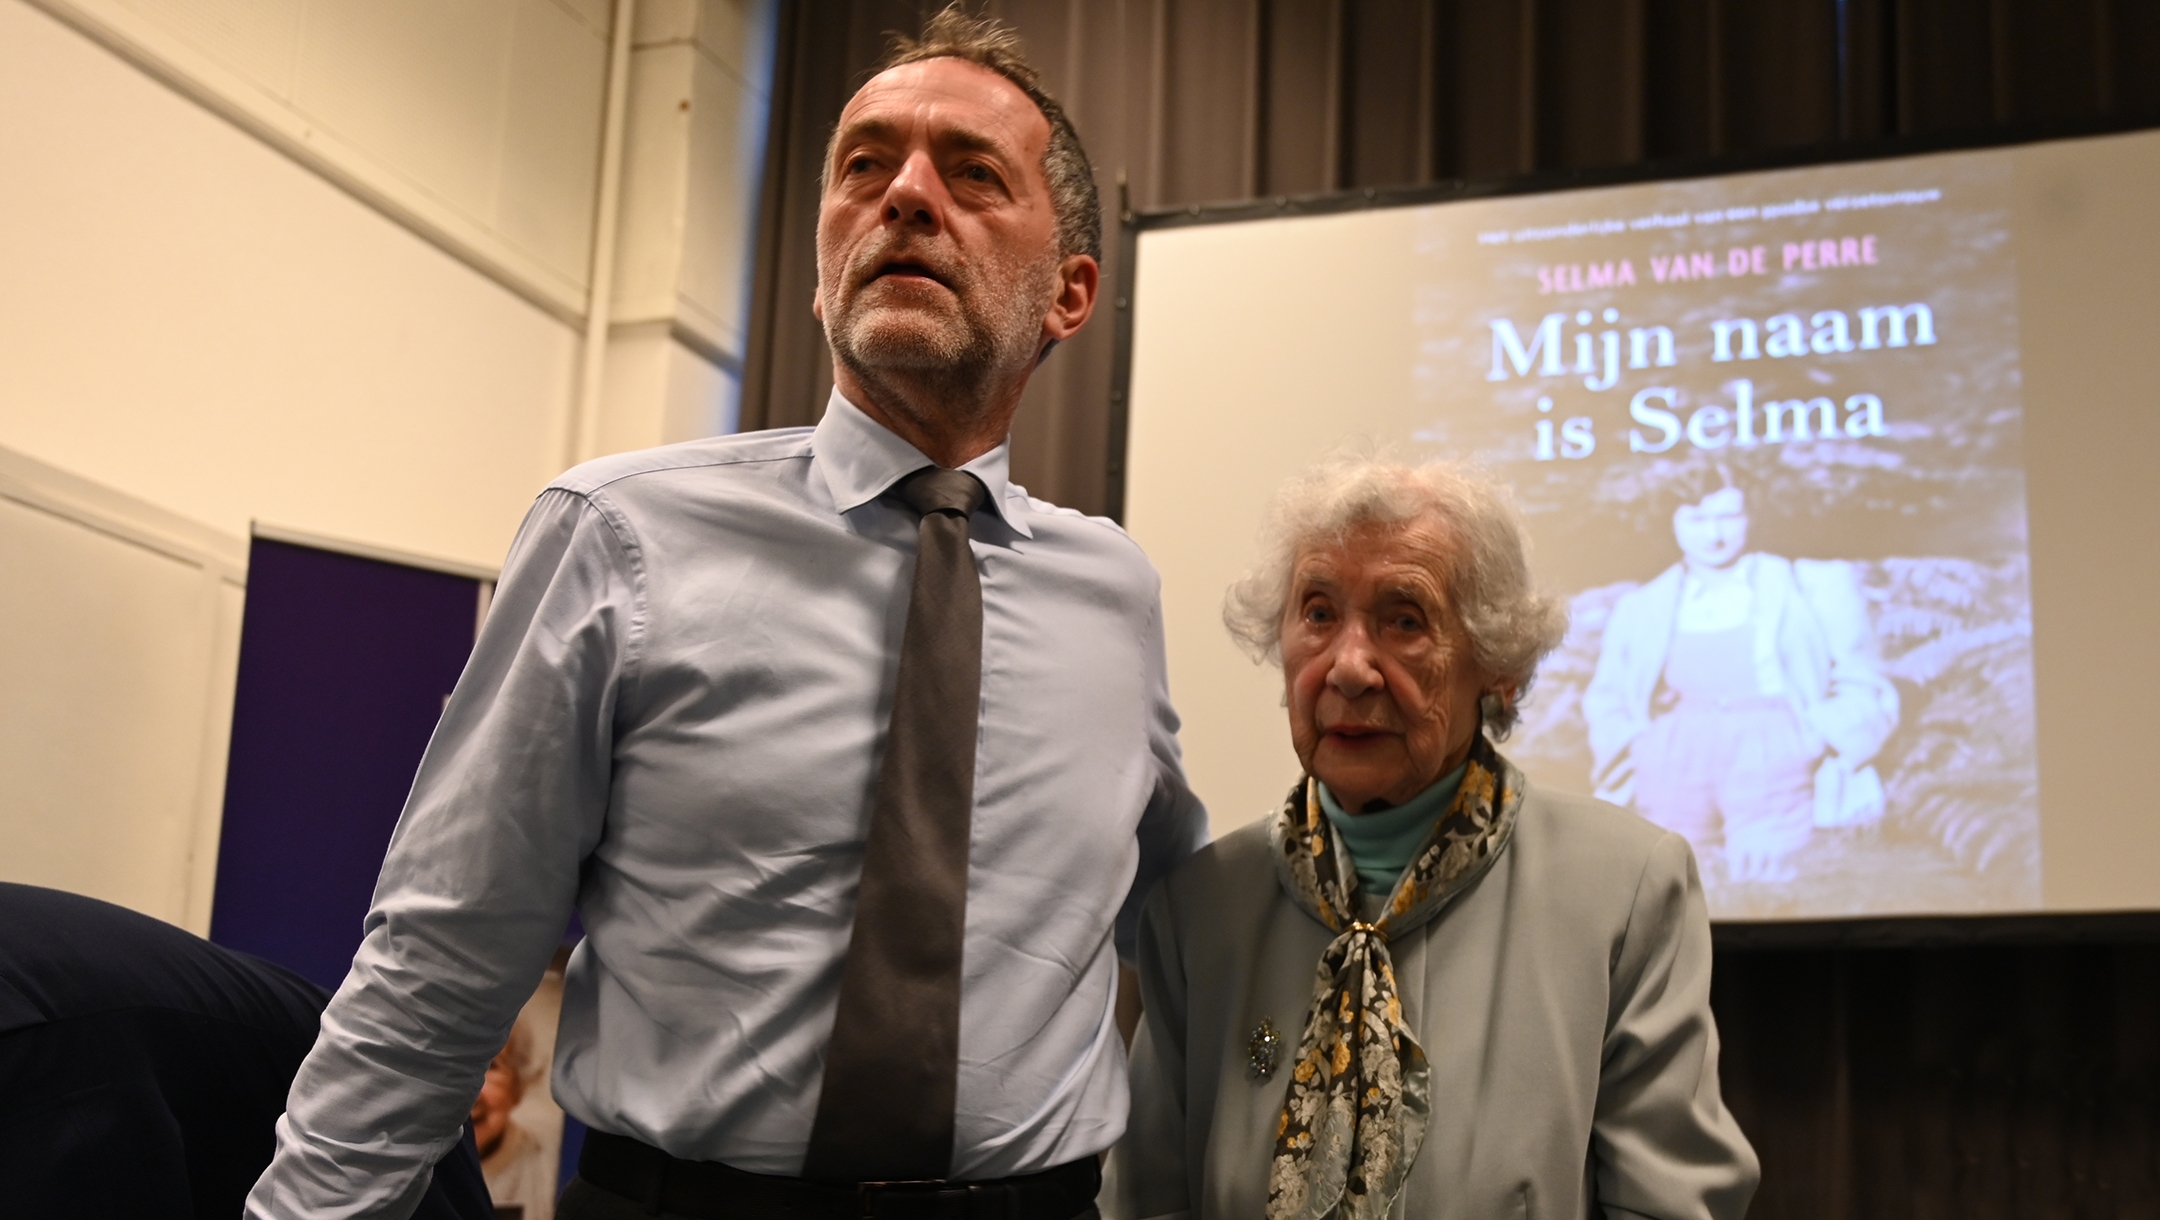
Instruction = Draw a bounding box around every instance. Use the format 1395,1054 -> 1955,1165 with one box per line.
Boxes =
1105,783 -> 1759,1220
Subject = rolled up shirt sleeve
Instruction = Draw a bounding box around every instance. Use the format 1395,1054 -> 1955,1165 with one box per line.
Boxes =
1593,833 -> 1761,1220
247,488 -> 641,1220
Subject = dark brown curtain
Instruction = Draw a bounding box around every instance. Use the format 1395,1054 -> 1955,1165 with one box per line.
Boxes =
742,0 -> 2160,515
1714,933 -> 2160,1219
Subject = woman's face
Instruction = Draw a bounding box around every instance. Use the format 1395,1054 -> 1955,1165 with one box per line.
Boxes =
1280,516 -> 1492,811
1673,486 -> 1749,570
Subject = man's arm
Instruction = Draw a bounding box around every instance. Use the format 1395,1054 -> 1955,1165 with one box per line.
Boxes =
1592,833 -> 1760,1220
1102,885 -> 1195,1220
247,488 -> 638,1219
1116,598 -> 1210,963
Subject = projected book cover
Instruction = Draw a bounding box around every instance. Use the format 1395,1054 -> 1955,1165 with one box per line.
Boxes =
1411,150 -> 2040,919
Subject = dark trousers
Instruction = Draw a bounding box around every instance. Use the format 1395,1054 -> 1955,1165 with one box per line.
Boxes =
556,1133 -> 1102,1220
556,1176 -> 702,1220
557,1175 -> 1103,1220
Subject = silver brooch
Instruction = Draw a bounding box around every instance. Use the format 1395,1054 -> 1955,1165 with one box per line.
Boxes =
1246,1017 -> 1282,1081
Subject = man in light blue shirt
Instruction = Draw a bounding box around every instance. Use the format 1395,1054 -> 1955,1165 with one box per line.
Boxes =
249,10 -> 1207,1218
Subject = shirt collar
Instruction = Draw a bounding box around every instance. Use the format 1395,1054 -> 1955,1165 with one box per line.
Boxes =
812,388 -> 1032,537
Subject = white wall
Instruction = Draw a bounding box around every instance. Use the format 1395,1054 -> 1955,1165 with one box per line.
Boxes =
0,0 -> 774,925
0,0 -> 581,570
24,0 -> 616,320
0,445 -> 245,933
2,0 -> 773,569
600,319 -> 740,454
591,0 -> 773,450
616,0 -> 774,356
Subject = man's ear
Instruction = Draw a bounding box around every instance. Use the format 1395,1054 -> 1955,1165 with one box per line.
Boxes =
1041,253 -> 1099,344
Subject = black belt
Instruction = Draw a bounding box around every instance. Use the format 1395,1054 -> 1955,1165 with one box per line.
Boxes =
576,1130 -> 1100,1220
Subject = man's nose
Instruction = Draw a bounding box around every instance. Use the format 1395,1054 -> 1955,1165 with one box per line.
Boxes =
1325,623 -> 1384,698
882,150 -> 947,232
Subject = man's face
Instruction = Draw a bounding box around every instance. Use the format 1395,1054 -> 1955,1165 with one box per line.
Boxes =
1673,487 -> 1749,569
814,57 -> 1064,405
1280,517 -> 1492,812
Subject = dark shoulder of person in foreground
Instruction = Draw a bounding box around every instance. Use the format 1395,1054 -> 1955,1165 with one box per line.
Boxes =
0,882 -> 493,1219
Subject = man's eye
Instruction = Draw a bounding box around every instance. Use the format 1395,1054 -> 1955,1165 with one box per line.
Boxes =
961,164 -> 993,182
847,155 -> 876,174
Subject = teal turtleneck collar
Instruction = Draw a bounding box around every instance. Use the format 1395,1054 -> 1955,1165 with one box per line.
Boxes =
1317,761 -> 1470,896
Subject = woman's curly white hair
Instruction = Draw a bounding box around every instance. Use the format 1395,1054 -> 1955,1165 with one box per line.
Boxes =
1221,449 -> 1568,736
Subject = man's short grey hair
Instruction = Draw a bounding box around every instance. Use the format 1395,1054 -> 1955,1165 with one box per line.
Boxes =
824,4 -> 1102,263
1222,451 -> 1568,736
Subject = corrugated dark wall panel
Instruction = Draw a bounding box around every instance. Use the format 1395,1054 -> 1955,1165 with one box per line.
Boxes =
1535,0 -> 1647,169
1711,950 -> 1851,1216
1340,0 -> 1427,188
1258,0 -> 1337,196
1996,0 -> 2103,123
1895,0 -> 1997,132
2114,2 -> 2160,116
1841,0 -> 1898,141
1641,0 -> 1714,158
1158,2 -> 1260,203
1719,0 -> 1841,151
1442,0 -> 1538,177
1715,942 -> 2160,1219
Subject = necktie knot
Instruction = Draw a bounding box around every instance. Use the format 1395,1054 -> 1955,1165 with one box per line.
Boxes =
898,467 -> 987,520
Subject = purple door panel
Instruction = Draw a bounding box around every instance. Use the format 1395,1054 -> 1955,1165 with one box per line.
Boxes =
210,537 -> 479,991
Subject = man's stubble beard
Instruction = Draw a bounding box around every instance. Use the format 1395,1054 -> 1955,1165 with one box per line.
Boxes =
822,235 -> 1061,431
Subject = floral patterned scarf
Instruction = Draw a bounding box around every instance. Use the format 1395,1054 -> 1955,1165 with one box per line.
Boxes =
1265,735 -> 1524,1220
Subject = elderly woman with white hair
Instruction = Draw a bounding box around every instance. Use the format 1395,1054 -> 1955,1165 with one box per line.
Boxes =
1105,456 -> 1758,1220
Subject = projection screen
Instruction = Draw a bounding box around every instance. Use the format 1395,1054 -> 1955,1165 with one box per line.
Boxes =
1122,127 -> 2160,921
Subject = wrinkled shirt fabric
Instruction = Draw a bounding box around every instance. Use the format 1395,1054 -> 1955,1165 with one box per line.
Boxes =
248,392 -> 1209,1219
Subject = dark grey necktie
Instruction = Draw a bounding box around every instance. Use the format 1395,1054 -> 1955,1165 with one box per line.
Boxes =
803,466 -> 988,1182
